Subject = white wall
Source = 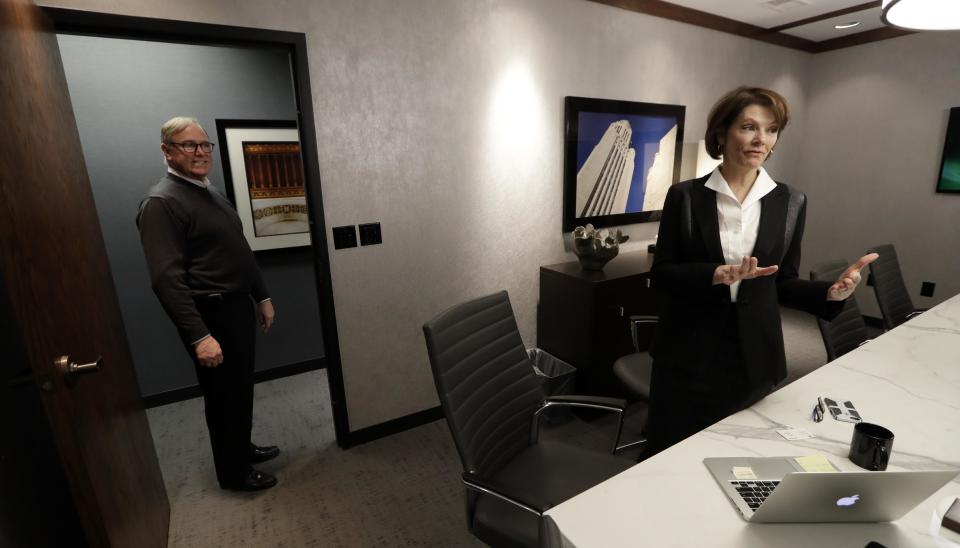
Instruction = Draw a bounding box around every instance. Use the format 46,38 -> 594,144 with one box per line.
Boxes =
798,31 -> 960,317
43,0 -> 812,431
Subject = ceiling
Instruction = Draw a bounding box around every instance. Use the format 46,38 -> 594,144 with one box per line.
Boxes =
665,0 -> 885,41
587,0 -> 913,53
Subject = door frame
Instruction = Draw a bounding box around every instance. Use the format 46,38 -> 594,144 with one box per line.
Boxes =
43,7 -> 351,447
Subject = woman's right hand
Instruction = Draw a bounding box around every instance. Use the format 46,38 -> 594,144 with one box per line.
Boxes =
713,256 -> 779,286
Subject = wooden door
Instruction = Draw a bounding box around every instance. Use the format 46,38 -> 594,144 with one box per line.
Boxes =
0,1 -> 169,546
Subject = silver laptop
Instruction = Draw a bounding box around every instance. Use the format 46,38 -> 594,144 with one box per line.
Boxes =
704,456 -> 959,523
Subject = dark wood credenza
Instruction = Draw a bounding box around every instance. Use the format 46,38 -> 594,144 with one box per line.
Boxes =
537,251 -> 664,398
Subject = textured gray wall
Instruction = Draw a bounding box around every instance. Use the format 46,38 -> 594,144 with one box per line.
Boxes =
302,0 -> 810,430
797,31 -> 960,318
57,34 -> 325,397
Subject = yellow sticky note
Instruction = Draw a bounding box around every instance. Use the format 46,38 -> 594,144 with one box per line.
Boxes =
795,455 -> 837,472
732,466 -> 757,480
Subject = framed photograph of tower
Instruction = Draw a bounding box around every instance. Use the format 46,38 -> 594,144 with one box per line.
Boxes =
215,119 -> 312,251
936,106 -> 960,193
563,96 -> 685,231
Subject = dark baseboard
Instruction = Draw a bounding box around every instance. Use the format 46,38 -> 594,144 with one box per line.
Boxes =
341,406 -> 444,449
143,385 -> 201,409
142,357 -> 326,409
862,315 -> 884,329
254,357 -> 325,383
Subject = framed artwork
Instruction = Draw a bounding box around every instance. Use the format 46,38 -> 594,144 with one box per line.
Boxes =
215,119 -> 312,250
563,96 -> 685,231
936,107 -> 960,194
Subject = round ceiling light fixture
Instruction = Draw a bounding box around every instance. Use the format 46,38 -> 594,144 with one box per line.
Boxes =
881,0 -> 960,30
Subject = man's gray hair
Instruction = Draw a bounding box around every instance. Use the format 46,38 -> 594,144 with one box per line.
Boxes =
160,116 -> 205,143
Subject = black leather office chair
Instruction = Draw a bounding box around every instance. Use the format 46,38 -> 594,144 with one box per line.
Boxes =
866,244 -> 926,330
810,261 -> 871,362
423,291 -> 636,548
611,315 -> 658,401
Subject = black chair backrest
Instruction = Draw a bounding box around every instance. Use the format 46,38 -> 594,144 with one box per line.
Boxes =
810,261 -> 870,362
423,291 -> 544,476
866,244 -> 915,329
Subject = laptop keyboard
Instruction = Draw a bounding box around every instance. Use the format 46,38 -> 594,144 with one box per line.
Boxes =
730,480 -> 781,511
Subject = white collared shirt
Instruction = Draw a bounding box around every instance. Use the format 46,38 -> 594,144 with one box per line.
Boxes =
167,166 -> 210,189
704,166 -> 778,302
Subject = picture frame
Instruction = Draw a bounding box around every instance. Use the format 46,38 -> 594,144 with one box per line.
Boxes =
214,119 -> 312,251
936,106 -> 960,194
563,96 -> 685,232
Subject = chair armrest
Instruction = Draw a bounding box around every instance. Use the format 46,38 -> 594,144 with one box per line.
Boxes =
534,395 -> 641,453
627,315 -> 659,323
627,315 -> 659,352
906,310 -> 927,320
543,394 -> 627,411
462,471 -> 546,516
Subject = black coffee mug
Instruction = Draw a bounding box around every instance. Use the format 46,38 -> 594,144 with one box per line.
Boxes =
849,422 -> 894,471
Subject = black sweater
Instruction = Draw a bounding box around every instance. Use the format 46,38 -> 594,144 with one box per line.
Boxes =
137,173 -> 269,345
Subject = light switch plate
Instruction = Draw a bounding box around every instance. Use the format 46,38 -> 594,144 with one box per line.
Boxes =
359,222 -> 382,246
332,225 -> 357,249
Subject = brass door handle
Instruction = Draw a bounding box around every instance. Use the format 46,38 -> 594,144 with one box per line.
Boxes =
55,355 -> 102,382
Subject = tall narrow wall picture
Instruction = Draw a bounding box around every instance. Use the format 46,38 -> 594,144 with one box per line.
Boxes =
563,96 -> 685,231
937,107 -> 960,193
215,119 -> 312,250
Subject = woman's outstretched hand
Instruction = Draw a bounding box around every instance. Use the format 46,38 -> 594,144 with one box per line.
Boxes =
713,256 -> 779,286
827,253 -> 880,301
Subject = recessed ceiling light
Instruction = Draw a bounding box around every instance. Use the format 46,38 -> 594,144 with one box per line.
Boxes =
834,21 -> 861,29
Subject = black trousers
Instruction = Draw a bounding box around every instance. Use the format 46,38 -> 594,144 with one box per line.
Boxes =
644,304 -> 772,458
189,293 -> 256,488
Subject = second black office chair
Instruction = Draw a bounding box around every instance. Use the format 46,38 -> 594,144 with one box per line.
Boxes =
423,291 -> 636,548
866,243 -> 926,330
611,315 -> 658,402
810,260 -> 871,362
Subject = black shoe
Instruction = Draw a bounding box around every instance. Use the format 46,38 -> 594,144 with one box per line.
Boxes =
225,469 -> 277,492
250,443 -> 280,464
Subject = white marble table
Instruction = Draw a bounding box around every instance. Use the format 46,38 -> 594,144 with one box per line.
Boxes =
546,295 -> 960,547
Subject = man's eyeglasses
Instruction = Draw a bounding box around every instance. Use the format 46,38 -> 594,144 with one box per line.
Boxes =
167,141 -> 216,153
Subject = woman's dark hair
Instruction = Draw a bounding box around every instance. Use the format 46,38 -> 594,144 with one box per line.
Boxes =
705,86 -> 790,160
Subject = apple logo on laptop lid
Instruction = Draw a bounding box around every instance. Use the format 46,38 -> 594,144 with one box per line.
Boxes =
837,494 -> 860,507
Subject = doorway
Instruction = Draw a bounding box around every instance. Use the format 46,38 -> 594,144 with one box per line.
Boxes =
46,7 -> 350,446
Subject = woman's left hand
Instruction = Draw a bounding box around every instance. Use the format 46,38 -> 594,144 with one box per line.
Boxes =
827,253 -> 880,301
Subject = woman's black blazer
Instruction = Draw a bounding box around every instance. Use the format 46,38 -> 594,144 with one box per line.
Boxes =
650,174 -> 842,386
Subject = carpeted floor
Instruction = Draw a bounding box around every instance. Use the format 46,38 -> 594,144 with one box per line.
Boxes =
147,306 -> 830,547
148,368 -> 478,547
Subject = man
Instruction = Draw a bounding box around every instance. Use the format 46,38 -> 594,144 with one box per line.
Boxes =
137,116 -> 280,491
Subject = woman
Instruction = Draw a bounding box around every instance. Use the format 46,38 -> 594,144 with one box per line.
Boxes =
644,86 -> 876,456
